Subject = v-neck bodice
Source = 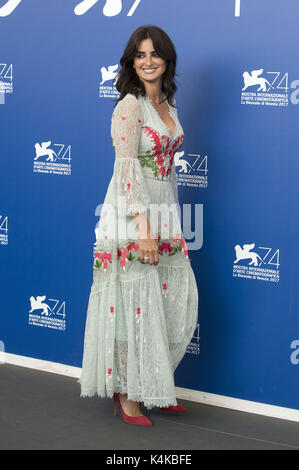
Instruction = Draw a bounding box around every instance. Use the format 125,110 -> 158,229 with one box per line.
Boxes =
139,93 -> 183,141
144,94 -> 177,139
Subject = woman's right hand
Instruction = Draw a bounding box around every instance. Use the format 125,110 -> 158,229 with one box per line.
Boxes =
132,211 -> 159,265
139,236 -> 159,265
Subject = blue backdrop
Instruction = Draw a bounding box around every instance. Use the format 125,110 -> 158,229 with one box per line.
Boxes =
1,0 -> 299,412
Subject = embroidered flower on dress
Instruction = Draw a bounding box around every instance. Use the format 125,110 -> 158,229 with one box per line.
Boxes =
159,242 -> 173,256
94,251 -> 112,271
137,127 -> 184,180
162,283 -> 168,297
120,248 -> 128,271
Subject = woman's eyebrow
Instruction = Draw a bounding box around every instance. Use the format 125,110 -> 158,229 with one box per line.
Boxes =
137,50 -> 156,53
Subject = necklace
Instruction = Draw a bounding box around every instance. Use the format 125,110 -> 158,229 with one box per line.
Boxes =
145,94 -> 177,139
146,93 -> 164,106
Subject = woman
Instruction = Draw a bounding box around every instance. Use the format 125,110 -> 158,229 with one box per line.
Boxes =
78,25 -> 199,426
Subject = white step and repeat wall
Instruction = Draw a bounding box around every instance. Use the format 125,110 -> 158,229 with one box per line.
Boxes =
1,0 -> 299,414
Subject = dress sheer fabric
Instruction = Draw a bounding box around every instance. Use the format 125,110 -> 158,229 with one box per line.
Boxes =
78,93 -> 198,410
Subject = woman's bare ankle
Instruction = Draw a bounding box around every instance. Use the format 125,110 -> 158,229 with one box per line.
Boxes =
119,393 -> 143,416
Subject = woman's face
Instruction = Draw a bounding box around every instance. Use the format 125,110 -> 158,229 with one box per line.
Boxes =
133,38 -> 167,86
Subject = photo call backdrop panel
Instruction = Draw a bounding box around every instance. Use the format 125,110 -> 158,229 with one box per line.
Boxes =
0,0 -> 298,412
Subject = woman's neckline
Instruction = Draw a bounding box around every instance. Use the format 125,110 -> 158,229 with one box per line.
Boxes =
144,93 -> 177,139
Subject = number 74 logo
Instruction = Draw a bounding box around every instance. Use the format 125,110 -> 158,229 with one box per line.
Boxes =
0,0 -> 142,17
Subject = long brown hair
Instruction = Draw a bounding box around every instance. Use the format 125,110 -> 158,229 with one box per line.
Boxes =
113,25 -> 178,108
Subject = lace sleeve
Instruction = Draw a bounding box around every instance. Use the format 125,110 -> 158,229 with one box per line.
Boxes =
111,94 -> 151,216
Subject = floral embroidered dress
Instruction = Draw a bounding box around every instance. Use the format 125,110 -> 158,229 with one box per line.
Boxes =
78,92 -> 199,410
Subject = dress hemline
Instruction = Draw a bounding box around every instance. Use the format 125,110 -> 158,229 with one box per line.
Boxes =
77,384 -> 178,410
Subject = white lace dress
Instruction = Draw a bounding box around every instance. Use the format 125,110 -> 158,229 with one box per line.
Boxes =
78,92 -> 199,409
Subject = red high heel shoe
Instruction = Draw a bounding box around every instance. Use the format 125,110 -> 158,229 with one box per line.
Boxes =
113,393 -> 153,426
159,403 -> 188,413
